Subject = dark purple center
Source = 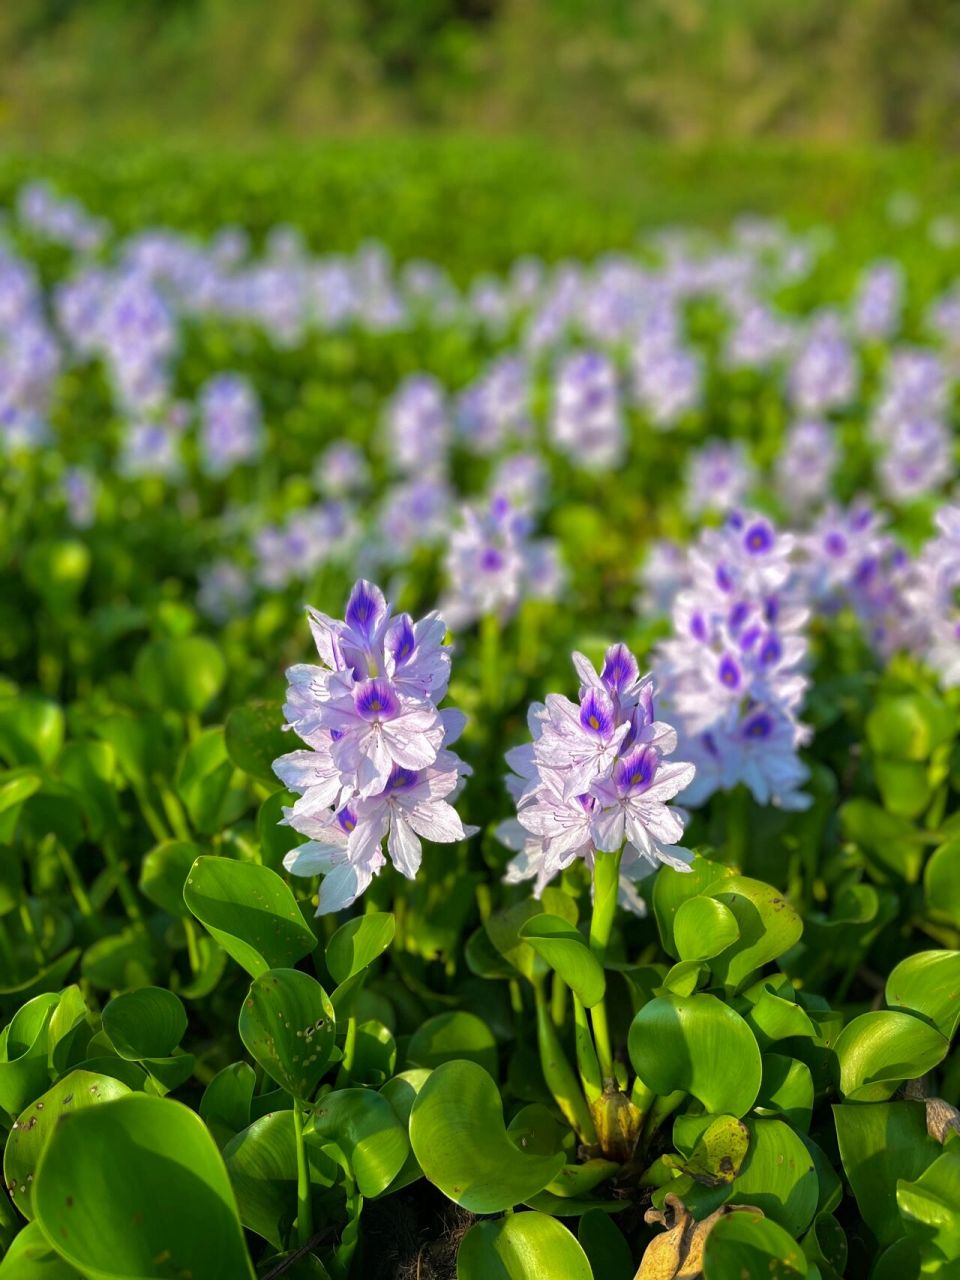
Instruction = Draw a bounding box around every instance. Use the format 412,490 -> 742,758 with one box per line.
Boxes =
354,678 -> 400,721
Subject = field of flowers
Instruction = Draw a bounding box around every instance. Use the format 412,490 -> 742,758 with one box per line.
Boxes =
0,153 -> 958,1279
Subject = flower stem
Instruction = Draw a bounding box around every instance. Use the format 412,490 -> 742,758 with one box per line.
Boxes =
573,995 -> 602,1106
480,612 -> 501,710
293,1098 -> 313,1248
534,979 -> 597,1146
589,847 -> 622,1084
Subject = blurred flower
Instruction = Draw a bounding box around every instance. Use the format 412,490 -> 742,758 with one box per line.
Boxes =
198,372 -> 263,478
550,350 -> 624,470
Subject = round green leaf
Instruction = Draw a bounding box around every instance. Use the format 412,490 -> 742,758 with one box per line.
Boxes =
835,1010 -> 948,1102
674,896 -> 740,963
409,1060 -> 565,1213
896,1149 -> 960,1267
239,968 -> 335,1100
703,1209 -> 807,1280
707,876 -> 803,993
0,993 -> 59,1118
33,1093 -> 254,1279
223,1110 -> 338,1250
457,1211 -> 593,1280
308,1087 -> 409,1198
924,838 -> 960,928
0,1220 -> 85,1278
756,1055 -> 814,1132
200,1061 -> 256,1149
406,1011 -> 498,1078
653,855 -> 735,958
628,993 -> 762,1117
184,855 -> 317,977
325,912 -> 395,986
225,702 -> 289,784
518,915 -> 606,1008
134,636 -> 226,714
885,950 -> 960,1040
4,1071 -> 130,1220
102,987 -> 187,1062
139,840 -> 205,919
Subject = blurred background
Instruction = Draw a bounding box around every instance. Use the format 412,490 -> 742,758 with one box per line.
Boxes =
1,0 -> 958,265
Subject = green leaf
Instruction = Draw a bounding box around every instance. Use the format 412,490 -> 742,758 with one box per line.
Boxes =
578,1209 -> 633,1280
139,840 -> 205,919
653,855 -> 734,958
483,900 -> 550,983
101,987 -> 187,1061
33,1093 -> 254,1278
839,799 -> 926,883
628,993 -> 762,1117
380,1069 -> 431,1193
866,694 -> 953,761
200,1062 -> 256,1149
184,855 -> 317,977
325,912 -> 395,985
518,914 -> 606,1008
674,896 -> 739,963
308,1087 -> 409,1197
706,876 -> 803,993
0,1220 -> 85,1278
4,1071 -> 130,1220
885,949 -> 960,1040
0,698 -> 64,769
176,728 -> 245,835
672,1113 -> 750,1187
223,1110 -> 338,1250
756,1055 -> 814,1132
225,701 -> 289,784
134,636 -> 226,714
406,1011 -> 498,1078
351,1020 -> 397,1086
834,1010 -> 948,1102
834,1100 -> 942,1246
896,1149 -> 960,1266
457,1211 -> 593,1280
924,838 -> 960,927
0,993 -> 59,1119
703,1210 -> 807,1280
239,968 -> 335,1100
409,1060 -> 565,1213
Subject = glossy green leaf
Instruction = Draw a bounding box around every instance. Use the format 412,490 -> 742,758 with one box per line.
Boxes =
0,698 -> 64,769
706,876 -> 803,993
896,1149 -> 960,1266
33,1093 -> 254,1279
672,1113 -> 750,1187
406,1011 -> 498,1078
703,1210 -> 807,1280
223,1110 -> 338,1250
653,855 -> 734,958
325,912 -> 395,985
924,837 -> 960,928
457,1211 -> 593,1280
518,914 -> 605,1007
628,992 -> 762,1117
578,1209 -> 633,1280
101,986 -> 187,1061
835,1010 -> 948,1101
756,1055 -> 814,1132
674,896 -> 740,963
0,993 -> 59,1119
885,949 -> 960,1040
200,1061 -> 256,1148
225,701 -> 289,784
308,1087 -> 409,1197
834,1100 -> 941,1246
184,855 -> 316,977
409,1060 -> 565,1212
0,1220 -> 85,1278
134,636 -> 226,714
176,728 -> 245,835
238,968 -> 335,1100
380,1069 -> 430,1193
139,840 -> 205,919
5,1071 -> 130,1222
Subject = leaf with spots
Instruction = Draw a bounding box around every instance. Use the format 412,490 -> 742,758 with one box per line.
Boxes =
238,968 -> 336,1101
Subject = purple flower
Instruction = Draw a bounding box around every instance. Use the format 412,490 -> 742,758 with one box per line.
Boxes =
498,645 -> 695,906
276,579 -> 474,913
685,441 -> 755,517
385,374 -> 449,476
550,350 -> 625,470
198,373 -> 263,478
788,312 -> 857,415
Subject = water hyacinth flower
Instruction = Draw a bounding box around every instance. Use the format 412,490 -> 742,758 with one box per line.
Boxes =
775,420 -> 837,517
455,355 -> 531,455
440,496 -> 564,630
878,417 -> 952,504
788,312 -> 857,415
198,372 -> 263,478
550,350 -> 625,471
313,440 -> 371,498
852,261 -> 902,341
197,559 -> 252,623
656,512 -> 813,810
384,373 -> 449,476
275,580 -> 476,913
497,644 -> 695,909
685,440 -> 756,517
904,505 -> 960,687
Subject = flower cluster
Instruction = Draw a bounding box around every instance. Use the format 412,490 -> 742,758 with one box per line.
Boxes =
440,496 -> 564,629
904,505 -> 960,688
275,580 -> 476,913
656,512 -> 812,810
199,373 -> 263,478
498,644 -> 695,912
550,350 -> 624,471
